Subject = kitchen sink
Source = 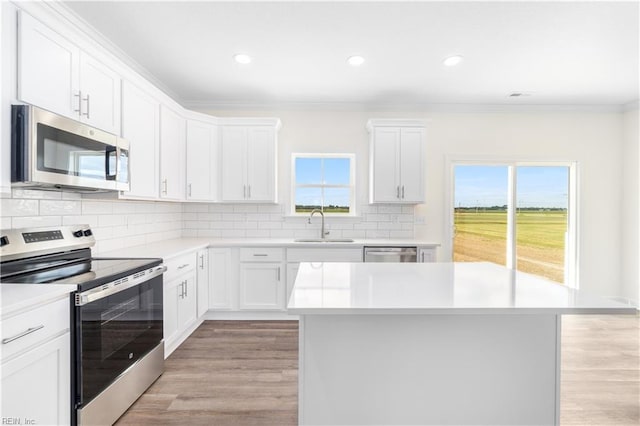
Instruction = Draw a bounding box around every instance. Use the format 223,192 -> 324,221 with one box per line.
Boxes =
294,238 -> 355,243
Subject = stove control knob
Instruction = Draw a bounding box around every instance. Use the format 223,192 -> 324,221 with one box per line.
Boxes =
73,230 -> 84,238
0,236 -> 9,247
83,229 -> 93,237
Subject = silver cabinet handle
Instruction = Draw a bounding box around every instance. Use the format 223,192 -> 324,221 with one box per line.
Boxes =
184,280 -> 188,297
396,186 -> 400,199
2,325 -> 44,344
74,91 -> 82,116
248,185 -> 251,198
253,254 -> 268,257
421,252 -> 425,262
162,179 -> 168,194
177,263 -> 189,270
199,254 -> 204,269
188,183 -> 192,197
243,185 -> 246,198
277,267 -> 281,281
402,185 -> 405,199
82,93 -> 91,119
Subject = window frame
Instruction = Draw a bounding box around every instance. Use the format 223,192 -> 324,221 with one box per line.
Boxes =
290,153 -> 357,216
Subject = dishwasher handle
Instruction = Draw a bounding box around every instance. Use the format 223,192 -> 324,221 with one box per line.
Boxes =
366,250 -> 417,256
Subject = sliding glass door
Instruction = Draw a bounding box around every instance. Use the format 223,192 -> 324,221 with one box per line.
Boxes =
453,162 -> 576,285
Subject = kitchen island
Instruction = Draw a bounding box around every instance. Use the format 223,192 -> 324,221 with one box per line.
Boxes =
287,262 -> 635,426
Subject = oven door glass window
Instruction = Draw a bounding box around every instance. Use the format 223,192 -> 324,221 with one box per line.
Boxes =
78,276 -> 163,405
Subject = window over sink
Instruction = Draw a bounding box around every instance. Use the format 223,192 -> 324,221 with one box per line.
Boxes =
291,154 -> 356,216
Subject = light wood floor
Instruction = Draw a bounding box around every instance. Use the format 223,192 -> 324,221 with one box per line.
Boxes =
116,315 -> 639,426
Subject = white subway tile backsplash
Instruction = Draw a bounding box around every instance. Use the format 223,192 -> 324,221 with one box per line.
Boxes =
258,204 -> 283,213
390,230 -> 414,239
82,201 -> 113,215
233,204 -> 258,213
222,213 -> 246,221
1,199 -> 39,216
0,216 -> 12,229
40,200 -> 81,216
245,229 -> 270,238
12,215 -> 62,228
12,189 -> 61,200
354,222 -> 377,230
221,229 -> 246,238
63,215 -> 99,228
258,221 -> 283,230
98,214 -> 126,227
377,205 -> 403,214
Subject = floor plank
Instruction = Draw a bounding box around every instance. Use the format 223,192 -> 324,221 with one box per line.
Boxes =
116,315 -> 639,425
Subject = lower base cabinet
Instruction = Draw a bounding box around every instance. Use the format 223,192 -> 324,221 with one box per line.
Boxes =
1,332 -> 70,425
239,262 -> 284,310
164,272 -> 197,353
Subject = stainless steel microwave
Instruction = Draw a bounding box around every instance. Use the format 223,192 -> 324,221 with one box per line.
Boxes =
11,105 -> 129,192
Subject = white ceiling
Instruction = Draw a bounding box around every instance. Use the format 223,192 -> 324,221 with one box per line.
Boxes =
63,1 -> 640,108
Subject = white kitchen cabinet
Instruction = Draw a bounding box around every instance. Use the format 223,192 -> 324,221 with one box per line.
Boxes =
186,119 -> 218,201
159,105 -> 186,201
418,247 -> 437,263
208,248 -> 237,310
18,11 -> 121,134
220,120 -> 280,203
368,119 -> 425,204
1,295 -> 71,425
196,249 -> 209,317
238,247 -> 285,310
121,80 -> 159,199
163,252 -> 198,355
78,52 -> 121,134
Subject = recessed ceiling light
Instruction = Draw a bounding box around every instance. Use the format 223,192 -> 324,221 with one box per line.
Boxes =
347,55 -> 365,66
233,54 -> 252,64
443,55 -> 464,67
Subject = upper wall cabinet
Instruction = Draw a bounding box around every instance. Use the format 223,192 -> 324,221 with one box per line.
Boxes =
121,80 -> 160,199
160,106 -> 186,201
17,11 -> 121,134
368,119 -> 425,204
186,118 -> 218,202
220,119 -> 280,203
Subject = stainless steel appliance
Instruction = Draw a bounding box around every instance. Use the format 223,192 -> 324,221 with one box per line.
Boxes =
11,105 -> 130,192
0,226 -> 165,426
363,246 -> 418,262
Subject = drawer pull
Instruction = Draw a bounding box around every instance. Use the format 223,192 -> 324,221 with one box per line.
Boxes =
253,254 -> 268,257
2,325 -> 44,344
177,264 -> 189,270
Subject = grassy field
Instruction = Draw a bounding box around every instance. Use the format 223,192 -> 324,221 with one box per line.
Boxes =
454,210 -> 567,283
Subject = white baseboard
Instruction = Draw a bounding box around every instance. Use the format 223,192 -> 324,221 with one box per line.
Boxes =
202,310 -> 299,321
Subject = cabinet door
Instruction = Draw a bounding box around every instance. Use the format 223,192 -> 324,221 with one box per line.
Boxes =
163,278 -> 180,346
121,81 -> 159,199
18,11 -> 80,119
286,263 -> 300,306
196,249 -> 209,317
178,275 -> 197,330
220,126 -> 247,201
246,126 -> 276,202
186,120 -> 215,201
159,106 -> 186,200
208,248 -> 236,310
1,333 -> 70,425
399,127 -> 424,203
239,263 -> 284,310
78,52 -> 121,134
418,247 -> 437,263
371,127 -> 401,203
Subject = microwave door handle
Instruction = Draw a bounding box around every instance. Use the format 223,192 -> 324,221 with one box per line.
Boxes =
105,146 -> 116,181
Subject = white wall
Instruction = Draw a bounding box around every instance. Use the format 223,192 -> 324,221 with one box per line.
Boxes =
201,107 -> 624,298
621,108 -> 639,304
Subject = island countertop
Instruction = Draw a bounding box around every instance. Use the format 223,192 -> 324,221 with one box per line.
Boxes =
287,261 -> 636,315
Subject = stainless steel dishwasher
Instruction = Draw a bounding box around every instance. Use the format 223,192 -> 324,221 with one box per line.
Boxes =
363,246 -> 418,262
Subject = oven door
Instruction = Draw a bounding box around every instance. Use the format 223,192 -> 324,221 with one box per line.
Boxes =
74,274 -> 163,409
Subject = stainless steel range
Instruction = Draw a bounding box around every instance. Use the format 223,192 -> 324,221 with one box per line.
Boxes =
0,225 -> 166,426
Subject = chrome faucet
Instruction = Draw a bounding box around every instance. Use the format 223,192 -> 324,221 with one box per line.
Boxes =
308,209 -> 328,239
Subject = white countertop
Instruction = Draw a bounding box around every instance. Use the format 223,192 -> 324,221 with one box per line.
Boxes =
287,262 -> 636,315
1,284 -> 76,318
101,238 -> 440,260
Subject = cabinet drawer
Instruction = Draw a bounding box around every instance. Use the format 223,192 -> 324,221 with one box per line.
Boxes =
164,252 -> 196,281
240,248 -> 284,262
1,297 -> 69,360
286,248 -> 363,262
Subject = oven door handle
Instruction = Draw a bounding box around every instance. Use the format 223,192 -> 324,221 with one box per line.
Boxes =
75,265 -> 167,306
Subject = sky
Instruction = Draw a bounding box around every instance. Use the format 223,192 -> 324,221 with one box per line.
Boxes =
454,165 -> 569,208
295,157 -> 351,207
